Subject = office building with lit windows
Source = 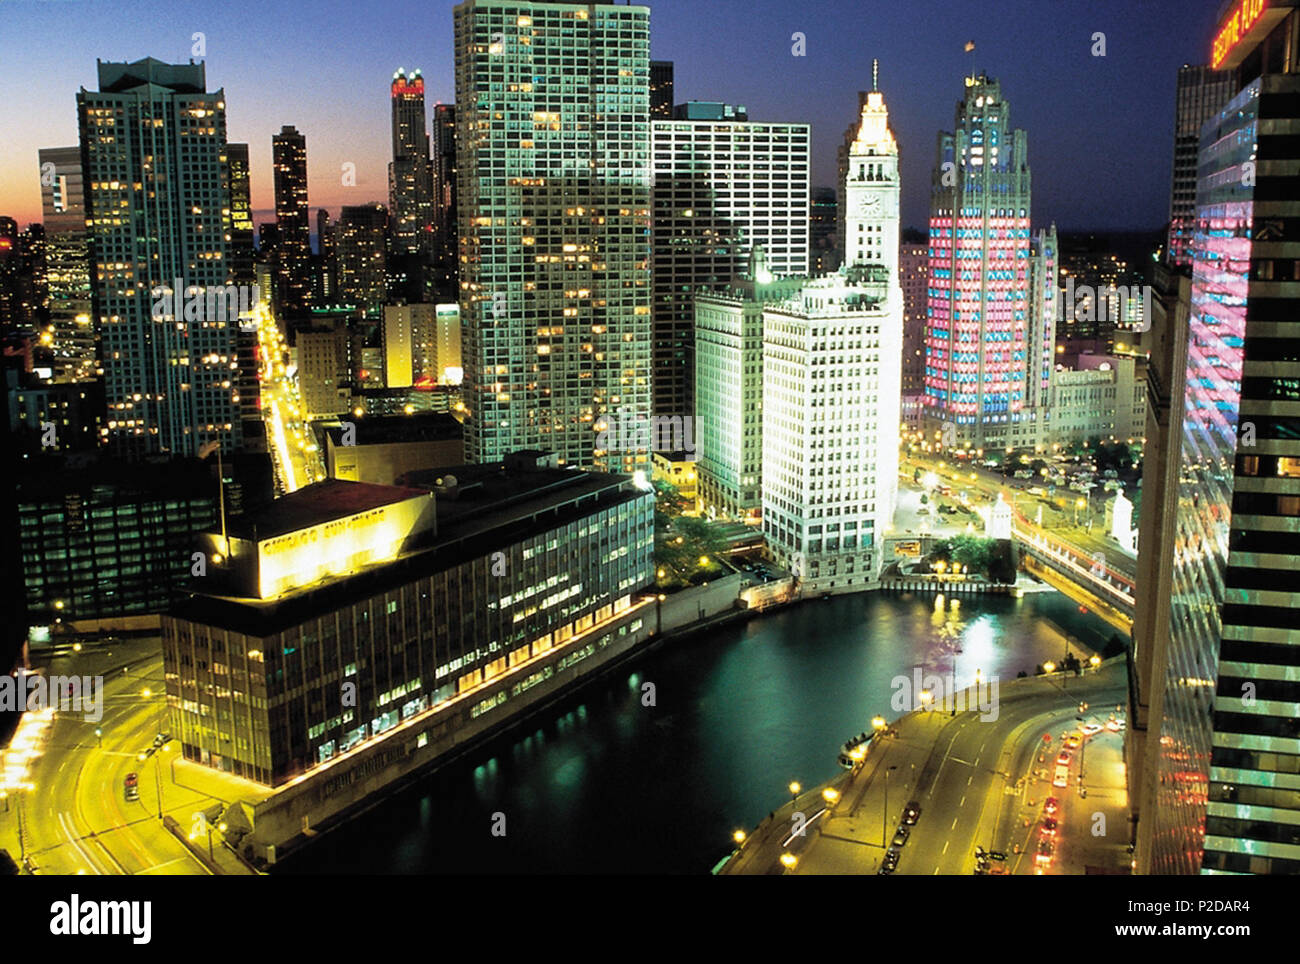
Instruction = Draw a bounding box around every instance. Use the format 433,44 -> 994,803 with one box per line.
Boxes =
273,125 -> 312,316
651,110 -> 810,421
162,453 -> 654,789
455,0 -> 652,470
1135,0 -> 1300,876
76,58 -> 243,457
761,81 -> 903,592
37,146 -> 95,382
923,73 -> 1040,451
388,68 -> 436,258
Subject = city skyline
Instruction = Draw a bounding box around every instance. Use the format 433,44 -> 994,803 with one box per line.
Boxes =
0,0 -> 1221,231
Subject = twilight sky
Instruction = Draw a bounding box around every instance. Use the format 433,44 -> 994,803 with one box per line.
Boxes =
0,0 -> 1223,232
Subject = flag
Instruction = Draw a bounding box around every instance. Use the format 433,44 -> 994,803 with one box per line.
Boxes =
964,41 -> 976,52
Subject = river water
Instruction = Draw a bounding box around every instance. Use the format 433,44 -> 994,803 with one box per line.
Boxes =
276,588 -> 1117,874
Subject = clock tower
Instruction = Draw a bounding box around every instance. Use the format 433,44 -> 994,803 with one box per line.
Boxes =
839,61 -> 900,277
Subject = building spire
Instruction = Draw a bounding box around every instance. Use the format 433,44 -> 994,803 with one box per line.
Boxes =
872,58 -> 879,92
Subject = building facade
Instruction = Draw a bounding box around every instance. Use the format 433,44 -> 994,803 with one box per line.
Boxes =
651,111 -> 810,421
455,0 -> 652,470
162,459 -> 654,785
77,58 -> 243,457
1167,65 -> 1233,270
1140,0 -> 1300,875
923,74 -> 1036,451
38,146 -> 95,383
272,125 -> 312,316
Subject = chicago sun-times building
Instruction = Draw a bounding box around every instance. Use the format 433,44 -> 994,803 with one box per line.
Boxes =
162,452 -> 653,786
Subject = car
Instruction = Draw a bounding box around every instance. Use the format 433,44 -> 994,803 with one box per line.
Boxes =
903,801 -> 921,825
1035,841 -> 1055,867
891,826 -> 911,848
1044,796 -> 1060,814
1040,817 -> 1058,837
1106,717 -> 1121,732
1081,722 -> 1104,736
881,846 -> 901,872
1053,766 -> 1070,788
1056,750 -> 1072,766
1064,735 -> 1081,750
124,772 -> 138,789
124,786 -> 139,803
988,850 -> 1007,862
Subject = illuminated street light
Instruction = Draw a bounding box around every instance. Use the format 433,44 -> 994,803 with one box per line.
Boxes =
1043,661 -> 1056,675
733,829 -> 746,847
780,852 -> 798,870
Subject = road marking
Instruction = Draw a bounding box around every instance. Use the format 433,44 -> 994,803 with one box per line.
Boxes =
942,840 -> 950,855
960,795 -> 966,807
950,817 -> 958,830
58,811 -> 104,875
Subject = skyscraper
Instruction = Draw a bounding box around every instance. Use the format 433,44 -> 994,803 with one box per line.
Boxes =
651,108 -> 810,421
388,68 -> 436,258
1136,0 -> 1300,875
37,146 -> 94,382
431,103 -> 458,301
273,125 -> 311,316
1166,65 -> 1232,270
898,231 -> 929,396
336,203 -> 389,319
455,0 -> 652,470
761,82 -> 903,593
227,142 -> 255,287
650,60 -> 674,117
77,58 -> 241,456
923,74 -> 1035,451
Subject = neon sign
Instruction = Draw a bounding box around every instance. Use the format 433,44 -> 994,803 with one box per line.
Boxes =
1212,0 -> 1268,69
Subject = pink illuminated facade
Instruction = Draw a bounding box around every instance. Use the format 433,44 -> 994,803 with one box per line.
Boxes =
924,74 -> 1045,450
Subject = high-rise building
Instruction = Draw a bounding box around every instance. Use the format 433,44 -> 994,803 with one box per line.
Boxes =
695,249 -> 804,521
1136,0 -> 1300,875
809,187 -> 839,275
761,83 -> 902,593
651,109 -> 810,421
650,60 -> 673,117
384,303 -> 463,388
336,203 -> 388,318
273,125 -> 311,316
923,73 -> 1035,451
77,58 -> 242,456
1028,226 -> 1058,413
1166,65 -> 1233,270
388,68 -> 436,258
899,231 -> 929,396
455,0 -> 652,470
227,142 -> 255,287
431,103 -> 458,302
38,146 -> 95,381
314,208 -> 336,304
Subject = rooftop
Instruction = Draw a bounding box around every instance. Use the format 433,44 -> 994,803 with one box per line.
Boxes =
223,478 -> 430,541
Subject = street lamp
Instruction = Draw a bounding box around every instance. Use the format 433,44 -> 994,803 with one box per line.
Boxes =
733,829 -> 746,849
1043,661 -> 1056,675
1090,655 -> 1101,673
788,781 -> 801,807
872,715 -> 886,735
779,852 -> 798,872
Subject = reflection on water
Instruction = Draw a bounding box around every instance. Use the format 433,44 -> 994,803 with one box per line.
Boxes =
276,589 -> 1117,874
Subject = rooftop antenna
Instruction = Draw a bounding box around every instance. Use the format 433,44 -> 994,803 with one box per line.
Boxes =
872,58 -> 879,92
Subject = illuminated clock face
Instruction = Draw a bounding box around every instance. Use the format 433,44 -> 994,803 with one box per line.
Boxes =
856,194 -> 882,217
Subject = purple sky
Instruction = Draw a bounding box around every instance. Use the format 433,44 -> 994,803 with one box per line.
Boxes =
0,0 -> 1223,232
